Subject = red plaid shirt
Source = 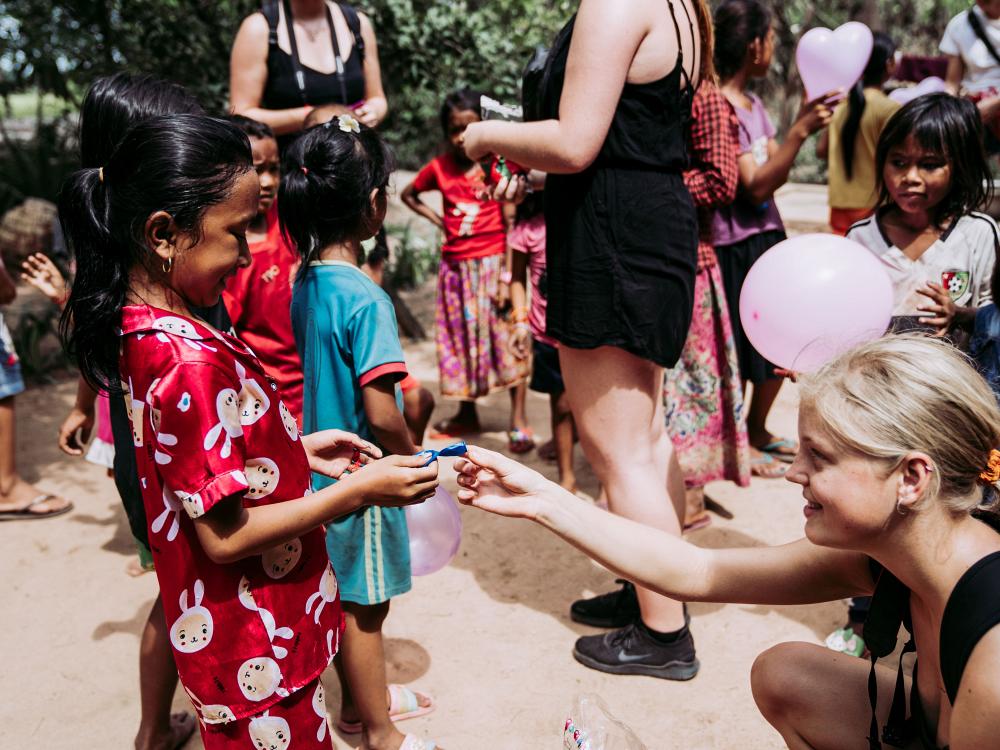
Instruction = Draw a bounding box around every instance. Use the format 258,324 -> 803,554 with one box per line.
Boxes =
684,83 -> 740,270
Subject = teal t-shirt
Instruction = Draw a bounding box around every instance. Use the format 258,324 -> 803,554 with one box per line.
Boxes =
291,260 -> 407,490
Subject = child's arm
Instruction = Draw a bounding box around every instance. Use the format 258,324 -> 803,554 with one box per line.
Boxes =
508,249 -> 531,360
683,88 -> 739,210
194,453 -> 437,564
739,92 -> 837,205
401,179 -> 445,230
945,55 -> 964,96
58,377 -> 98,456
362,376 -> 416,456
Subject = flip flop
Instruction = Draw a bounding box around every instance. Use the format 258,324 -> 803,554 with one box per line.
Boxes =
428,420 -> 480,441
682,511 -> 712,533
751,453 -> 787,479
0,494 -> 73,521
337,684 -> 436,734
507,428 -> 535,454
757,438 -> 798,463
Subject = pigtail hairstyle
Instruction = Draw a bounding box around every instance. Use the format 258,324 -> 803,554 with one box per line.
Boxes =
278,119 -> 395,277
841,32 -> 896,180
713,0 -> 771,82
59,114 -> 252,391
875,93 -> 993,226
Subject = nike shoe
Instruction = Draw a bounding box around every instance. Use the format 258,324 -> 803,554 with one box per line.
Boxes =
570,580 -> 639,628
572,621 -> 700,680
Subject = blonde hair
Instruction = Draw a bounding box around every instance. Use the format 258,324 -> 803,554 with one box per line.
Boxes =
800,334 -> 1000,515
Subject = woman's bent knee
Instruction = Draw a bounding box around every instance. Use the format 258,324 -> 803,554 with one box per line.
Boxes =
751,642 -> 818,719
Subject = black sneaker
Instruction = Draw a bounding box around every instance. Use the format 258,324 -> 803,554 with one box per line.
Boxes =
570,579 -> 639,628
572,621 -> 700,680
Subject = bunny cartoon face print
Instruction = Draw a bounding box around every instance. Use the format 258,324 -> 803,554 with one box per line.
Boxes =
118,304 -> 343,726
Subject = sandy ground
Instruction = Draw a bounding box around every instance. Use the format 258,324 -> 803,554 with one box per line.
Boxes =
2,184 -> 847,749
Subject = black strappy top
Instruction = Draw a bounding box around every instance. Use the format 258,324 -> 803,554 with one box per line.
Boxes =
863,542 -> 1000,750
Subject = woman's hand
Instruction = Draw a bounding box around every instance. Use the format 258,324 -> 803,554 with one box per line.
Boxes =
58,406 -> 94,456
21,253 -> 67,306
345,454 -> 439,507
454,445 -> 565,520
916,282 -> 958,335
301,429 -> 381,479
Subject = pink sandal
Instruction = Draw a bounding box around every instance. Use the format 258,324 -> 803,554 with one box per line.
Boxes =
337,683 -> 435,734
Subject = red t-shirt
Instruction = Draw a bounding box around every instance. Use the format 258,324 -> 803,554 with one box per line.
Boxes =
118,304 -> 343,726
223,207 -> 304,422
411,153 -> 506,261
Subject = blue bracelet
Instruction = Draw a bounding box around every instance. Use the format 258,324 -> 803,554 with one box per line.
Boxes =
415,441 -> 469,467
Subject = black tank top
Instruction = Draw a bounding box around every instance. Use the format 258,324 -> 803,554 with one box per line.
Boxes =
260,1 -> 366,111
863,527 -> 1000,750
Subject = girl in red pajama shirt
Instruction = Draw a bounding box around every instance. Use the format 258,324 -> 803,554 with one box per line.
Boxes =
58,114 -> 438,749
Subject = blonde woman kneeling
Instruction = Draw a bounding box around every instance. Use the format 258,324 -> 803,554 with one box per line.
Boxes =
454,335 -> 1000,750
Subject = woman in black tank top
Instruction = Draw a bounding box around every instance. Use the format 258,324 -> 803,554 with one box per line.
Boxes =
453,335 -> 1000,749
230,0 -> 387,146
462,0 -> 715,680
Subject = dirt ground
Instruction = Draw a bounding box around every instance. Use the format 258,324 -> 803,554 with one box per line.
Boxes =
2,184 -> 847,749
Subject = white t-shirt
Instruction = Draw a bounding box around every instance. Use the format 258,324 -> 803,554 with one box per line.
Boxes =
847,212 -> 998,315
940,5 -> 1000,92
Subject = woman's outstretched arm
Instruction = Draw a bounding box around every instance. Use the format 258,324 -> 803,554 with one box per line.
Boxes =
455,446 -> 873,605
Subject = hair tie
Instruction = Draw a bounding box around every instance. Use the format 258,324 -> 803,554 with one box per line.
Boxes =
300,166 -> 309,176
980,448 -> 1000,484
98,167 -> 104,183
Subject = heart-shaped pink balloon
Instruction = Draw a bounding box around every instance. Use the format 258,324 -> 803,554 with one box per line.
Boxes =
796,22 -> 874,100
888,76 -> 947,105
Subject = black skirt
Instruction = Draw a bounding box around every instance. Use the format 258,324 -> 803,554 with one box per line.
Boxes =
715,229 -> 787,384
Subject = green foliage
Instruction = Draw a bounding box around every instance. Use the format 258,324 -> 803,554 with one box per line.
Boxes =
384,221 -> 439,289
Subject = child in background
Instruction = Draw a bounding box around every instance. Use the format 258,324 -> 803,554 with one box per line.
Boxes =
941,0 -> 1000,154
401,88 -> 532,452
817,32 -> 900,235
283,115 -> 439,750
222,115 -> 305,422
713,0 -> 837,477
508,190 -> 581,492
847,93 -> 997,336
0,257 -> 72,520
362,243 -> 437,447
60,112 -> 438,749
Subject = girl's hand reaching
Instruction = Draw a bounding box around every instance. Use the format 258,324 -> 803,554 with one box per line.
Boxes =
58,406 -> 94,456
455,445 -> 566,520
916,282 -> 958,335
21,253 -> 67,306
301,429 -> 382,479
509,325 -> 531,360
345,454 -> 440,507
793,90 -> 842,138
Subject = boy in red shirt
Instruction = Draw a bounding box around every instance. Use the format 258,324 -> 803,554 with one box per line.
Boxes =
223,116 -> 304,422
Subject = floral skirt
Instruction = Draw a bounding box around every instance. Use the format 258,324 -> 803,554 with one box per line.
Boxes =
436,254 -> 528,400
664,263 -> 751,489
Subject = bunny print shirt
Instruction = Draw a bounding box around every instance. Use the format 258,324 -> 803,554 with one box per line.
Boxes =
118,304 -> 343,726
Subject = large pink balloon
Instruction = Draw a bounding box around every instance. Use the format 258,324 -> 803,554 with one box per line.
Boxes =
739,234 -> 892,372
405,486 -> 462,576
796,22 -> 873,99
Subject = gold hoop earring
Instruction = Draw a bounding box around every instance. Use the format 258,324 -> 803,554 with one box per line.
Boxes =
162,256 -> 173,274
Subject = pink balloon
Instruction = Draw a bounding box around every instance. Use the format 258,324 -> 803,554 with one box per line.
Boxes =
739,234 -> 893,372
888,77 -> 947,105
796,22 -> 874,99
405,486 -> 462,576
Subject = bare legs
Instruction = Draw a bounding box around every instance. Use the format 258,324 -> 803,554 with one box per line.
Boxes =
402,386 -> 435,447
0,395 -> 71,515
134,597 -> 194,750
560,345 -> 686,632
551,389 -> 577,492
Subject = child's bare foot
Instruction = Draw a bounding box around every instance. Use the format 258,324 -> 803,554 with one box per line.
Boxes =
0,477 -> 72,520
537,439 -> 557,462
429,417 -> 480,439
339,685 -> 434,732
134,711 -> 196,750
126,557 -> 154,577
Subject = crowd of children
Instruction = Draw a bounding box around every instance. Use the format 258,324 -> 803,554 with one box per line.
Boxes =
8,0 -> 1000,747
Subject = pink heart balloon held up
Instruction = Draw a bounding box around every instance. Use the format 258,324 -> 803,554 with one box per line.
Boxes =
888,77 -> 947,105
405,486 -> 462,576
739,234 -> 893,372
796,22 -> 874,99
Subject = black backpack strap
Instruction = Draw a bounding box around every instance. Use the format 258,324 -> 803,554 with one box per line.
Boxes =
262,0 -> 280,47
969,9 -> 1000,67
862,566 -> 912,749
337,3 -> 365,60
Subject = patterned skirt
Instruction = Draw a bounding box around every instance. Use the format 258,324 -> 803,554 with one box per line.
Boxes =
435,254 -> 529,400
664,262 -> 752,489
